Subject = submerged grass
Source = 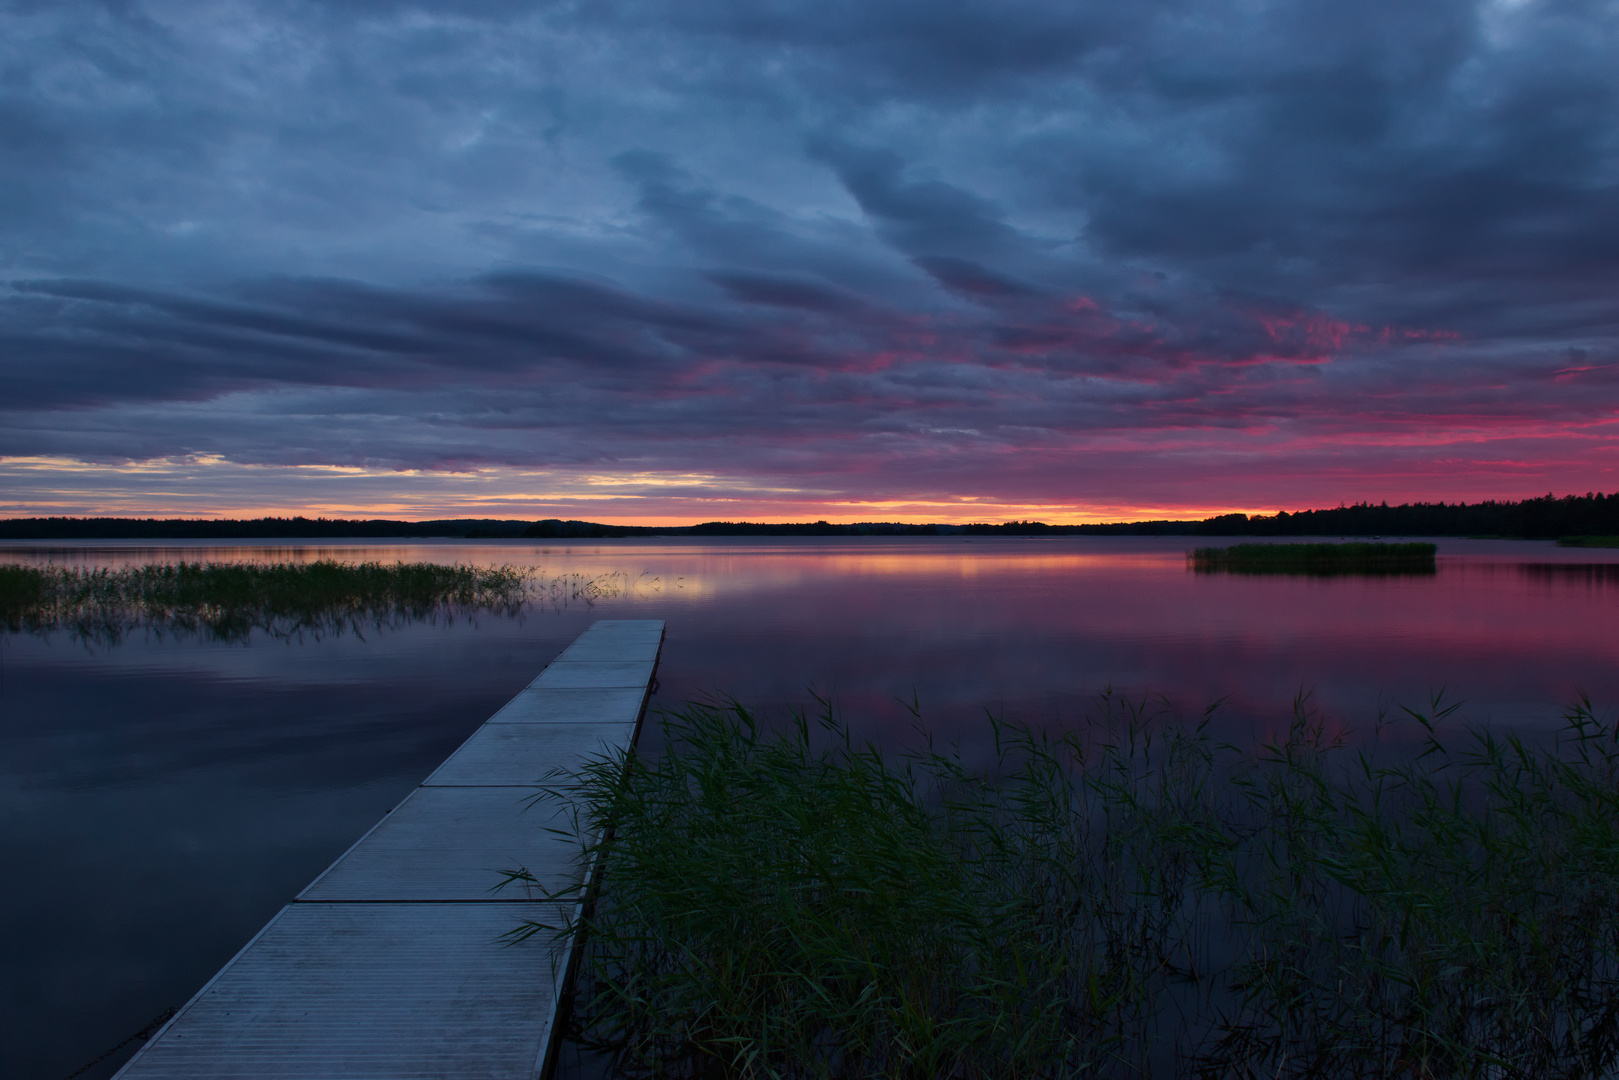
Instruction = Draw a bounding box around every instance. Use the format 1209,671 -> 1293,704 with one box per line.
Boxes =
529,693 -> 1619,1079
0,560 -> 533,643
1190,542 -> 1437,575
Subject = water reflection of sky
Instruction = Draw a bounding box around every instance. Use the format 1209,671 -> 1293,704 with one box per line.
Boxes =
4,536 -> 1619,1077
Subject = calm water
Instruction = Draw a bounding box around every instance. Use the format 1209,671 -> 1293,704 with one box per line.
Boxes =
4,535 -> 1618,1078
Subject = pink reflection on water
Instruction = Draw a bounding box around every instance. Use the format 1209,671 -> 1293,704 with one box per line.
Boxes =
5,536 -> 1616,748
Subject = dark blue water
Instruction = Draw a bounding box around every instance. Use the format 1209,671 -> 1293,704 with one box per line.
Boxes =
5,536 -> 1618,1078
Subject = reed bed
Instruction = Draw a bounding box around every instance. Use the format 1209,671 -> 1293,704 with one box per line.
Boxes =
1190,542 -> 1437,575
528,694 -> 1619,1079
0,560 -> 535,643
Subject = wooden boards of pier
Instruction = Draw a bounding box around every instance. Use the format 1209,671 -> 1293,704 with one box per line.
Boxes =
112,619 -> 665,1080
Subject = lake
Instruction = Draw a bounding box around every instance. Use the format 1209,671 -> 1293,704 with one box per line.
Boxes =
4,535 -> 1617,1078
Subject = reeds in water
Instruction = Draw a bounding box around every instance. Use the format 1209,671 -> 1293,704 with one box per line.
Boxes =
0,560 -> 532,643
528,694 -> 1619,1079
1190,542 -> 1437,575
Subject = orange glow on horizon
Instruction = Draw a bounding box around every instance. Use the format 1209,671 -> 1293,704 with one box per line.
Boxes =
5,453 -> 1613,528
0,501 -> 1298,527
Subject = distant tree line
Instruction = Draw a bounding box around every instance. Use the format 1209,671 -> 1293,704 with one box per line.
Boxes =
970,493 -> 1619,539
0,516 -> 534,539
679,521 -> 962,537
4,492 -> 1619,540
1130,492 -> 1619,539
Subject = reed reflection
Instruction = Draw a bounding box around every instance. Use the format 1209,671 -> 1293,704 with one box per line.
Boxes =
1520,562 -> 1619,586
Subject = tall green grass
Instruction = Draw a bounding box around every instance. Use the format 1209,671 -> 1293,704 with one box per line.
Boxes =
528,694 -> 1619,1079
1190,542 -> 1438,576
0,560 -> 533,643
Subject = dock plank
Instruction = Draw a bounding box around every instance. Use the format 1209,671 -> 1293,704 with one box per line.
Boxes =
531,659 -> 657,688
495,686 -> 649,723
424,722 -> 635,787
579,619 -> 664,635
556,638 -> 663,662
114,903 -> 560,1080
297,786 -> 578,902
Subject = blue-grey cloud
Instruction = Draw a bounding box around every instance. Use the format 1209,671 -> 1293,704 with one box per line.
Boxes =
3,0 -> 1619,516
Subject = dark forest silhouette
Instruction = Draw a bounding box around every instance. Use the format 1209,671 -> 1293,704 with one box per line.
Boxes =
6,491 -> 1619,540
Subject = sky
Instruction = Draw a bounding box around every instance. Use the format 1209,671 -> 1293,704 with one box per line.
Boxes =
3,0 -> 1619,524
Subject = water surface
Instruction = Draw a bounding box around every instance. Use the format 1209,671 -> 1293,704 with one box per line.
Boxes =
4,536 -> 1616,1078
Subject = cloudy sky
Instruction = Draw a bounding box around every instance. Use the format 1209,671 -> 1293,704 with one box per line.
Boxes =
3,0 -> 1618,522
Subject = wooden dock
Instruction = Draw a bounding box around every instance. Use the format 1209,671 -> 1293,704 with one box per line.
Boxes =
112,619 -> 665,1080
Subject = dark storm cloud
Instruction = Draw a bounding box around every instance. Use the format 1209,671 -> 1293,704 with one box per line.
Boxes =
705,271 -> 867,313
3,0 -> 1619,511
913,258 -> 1043,300
808,142 -> 1027,260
